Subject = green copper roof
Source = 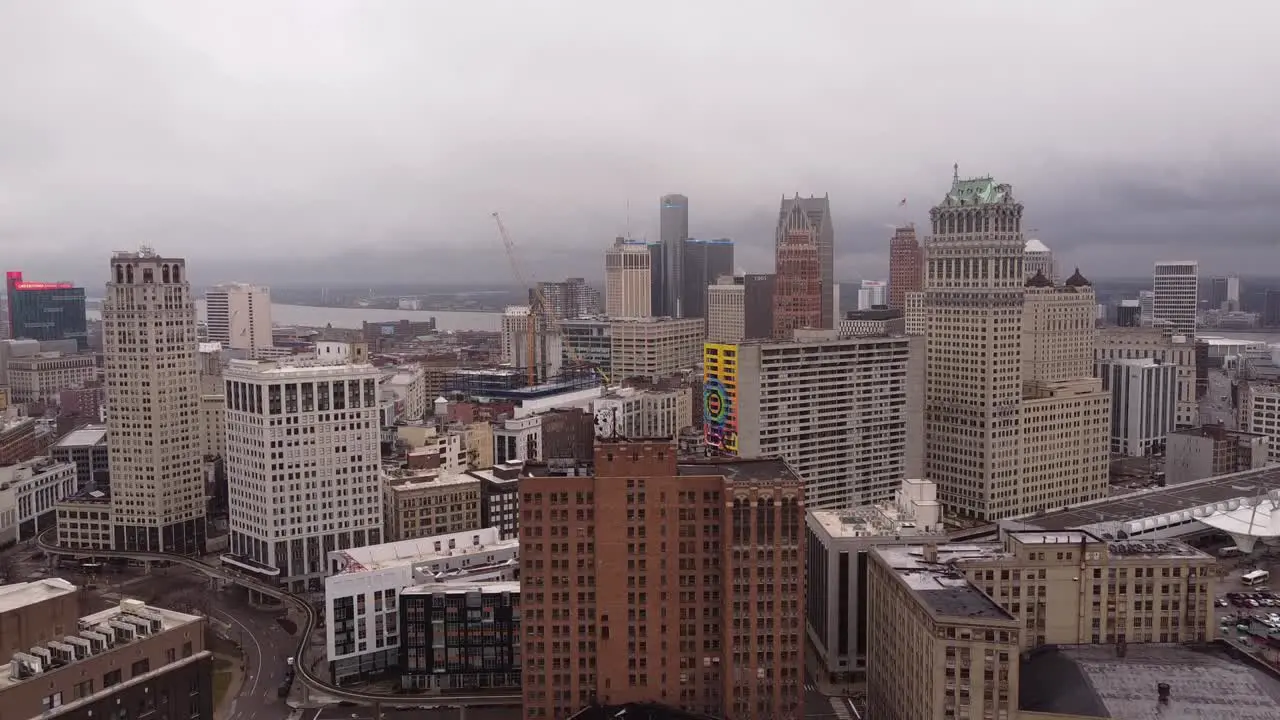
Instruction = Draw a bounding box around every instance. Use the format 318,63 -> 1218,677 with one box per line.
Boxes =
947,176 -> 1008,205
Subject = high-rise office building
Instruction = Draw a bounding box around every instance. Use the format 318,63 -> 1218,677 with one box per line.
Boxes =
1138,289 -> 1156,326
777,195 -> 835,328
773,202 -> 823,339
1206,275 -> 1241,311
519,440 -> 805,720
680,239 -> 734,319
887,224 -> 922,310
1116,299 -> 1142,327
707,275 -> 775,344
223,358 -> 384,594
104,250 -> 205,554
5,271 -> 88,350
646,242 -> 665,317
1022,237 -> 1055,282
533,278 -> 600,320
1095,326 -> 1197,429
1153,260 -> 1199,336
924,172 -> 1108,520
604,238 -> 651,318
705,331 -> 923,508
204,282 -> 273,358
660,194 -> 689,317
856,280 -> 887,310
1096,358 -> 1177,456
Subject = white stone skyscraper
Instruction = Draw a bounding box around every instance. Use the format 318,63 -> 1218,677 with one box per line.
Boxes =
104,249 -> 206,554
1153,260 -> 1199,337
223,358 -> 384,594
924,170 -> 1108,520
604,237 -> 652,318
205,282 -> 274,357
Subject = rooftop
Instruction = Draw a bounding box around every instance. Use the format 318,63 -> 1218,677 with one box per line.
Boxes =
1020,643 -> 1280,719
522,456 -> 800,486
332,527 -> 514,574
401,581 -> 520,596
1024,237 -> 1051,253
385,470 -> 482,492
874,545 -> 1015,622
55,425 -> 108,448
944,173 -> 1013,207
0,578 -> 77,615
810,504 -> 942,540
225,358 -> 378,378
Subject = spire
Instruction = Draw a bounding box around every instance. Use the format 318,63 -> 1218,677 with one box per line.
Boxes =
1064,267 -> 1092,287
953,162 -> 959,183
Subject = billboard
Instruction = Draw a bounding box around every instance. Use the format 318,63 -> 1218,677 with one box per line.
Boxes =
702,343 -> 738,453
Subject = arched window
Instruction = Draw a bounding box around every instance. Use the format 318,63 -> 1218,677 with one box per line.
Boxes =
173,265 -> 181,283
162,265 -> 171,283
125,265 -> 134,284
115,265 -> 124,284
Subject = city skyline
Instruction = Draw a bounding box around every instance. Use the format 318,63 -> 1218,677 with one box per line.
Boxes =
1,2 -> 1278,285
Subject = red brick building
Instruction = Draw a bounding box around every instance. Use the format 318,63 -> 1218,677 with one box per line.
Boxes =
773,205 -> 823,340
888,224 -> 923,310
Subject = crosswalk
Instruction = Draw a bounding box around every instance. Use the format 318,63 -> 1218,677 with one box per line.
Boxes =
830,697 -> 854,720
804,683 -> 817,692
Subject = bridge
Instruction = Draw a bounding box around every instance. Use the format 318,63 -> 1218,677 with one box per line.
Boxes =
35,531 -> 522,710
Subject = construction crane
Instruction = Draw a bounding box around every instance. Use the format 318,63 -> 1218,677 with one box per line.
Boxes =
491,212 -> 610,386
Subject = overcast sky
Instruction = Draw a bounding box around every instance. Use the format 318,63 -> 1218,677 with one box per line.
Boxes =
1,1 -> 1278,288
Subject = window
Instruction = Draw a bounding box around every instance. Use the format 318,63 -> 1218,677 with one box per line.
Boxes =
168,648 -> 177,662
183,641 -> 193,658
104,669 -> 122,687
41,692 -> 63,711
132,658 -> 151,676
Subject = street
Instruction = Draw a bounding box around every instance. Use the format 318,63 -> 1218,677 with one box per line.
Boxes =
214,587 -> 298,720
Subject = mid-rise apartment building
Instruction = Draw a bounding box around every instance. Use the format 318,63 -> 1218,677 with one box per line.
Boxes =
1239,381 -> 1280,463
591,386 -> 691,441
382,366 -> 428,423
1165,426 -> 1271,486
604,238 -> 652,318
205,282 -> 274,358
104,250 -> 205,554
383,469 -> 482,542
51,425 -> 108,490
398,581 -> 522,692
1096,326 -> 1197,428
1153,260 -> 1199,337
706,331 -> 923,509
520,441 -> 805,720
223,359 -> 384,594
608,317 -> 702,381
1096,358 -> 1177,456
6,352 -> 96,405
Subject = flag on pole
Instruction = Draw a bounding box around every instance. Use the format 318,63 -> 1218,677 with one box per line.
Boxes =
898,198 -> 907,207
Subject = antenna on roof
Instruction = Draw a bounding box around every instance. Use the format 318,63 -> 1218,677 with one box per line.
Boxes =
625,199 -> 632,241
953,163 -> 959,183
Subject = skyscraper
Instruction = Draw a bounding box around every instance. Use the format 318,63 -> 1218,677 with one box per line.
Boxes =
777,194 -> 834,328
5,271 -> 88,349
680,238 -> 734,319
104,249 -> 206,554
604,237 -> 652,318
887,224 -> 922,310
856,280 -> 887,310
923,170 -> 1108,520
1153,260 -> 1199,336
773,201 -> 823,339
532,278 -> 600,319
660,194 -> 689,317
205,282 -> 273,357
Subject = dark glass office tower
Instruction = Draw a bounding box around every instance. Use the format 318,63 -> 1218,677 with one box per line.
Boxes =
681,238 -> 734,319
5,271 -> 88,349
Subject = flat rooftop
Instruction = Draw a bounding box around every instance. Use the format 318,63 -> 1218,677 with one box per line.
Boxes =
809,507 -> 943,540
523,456 -> 800,486
55,425 -> 107,448
0,578 -> 77,614
1020,644 -> 1280,719
332,527 -> 514,574
401,581 -> 520,596
874,545 -> 1015,622
1010,465 -> 1280,532
385,470 -> 481,491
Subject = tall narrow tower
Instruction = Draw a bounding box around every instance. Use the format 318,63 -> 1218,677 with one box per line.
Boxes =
923,169 -> 1026,520
887,224 -> 922,310
1153,260 -> 1198,336
773,201 -> 823,339
104,249 -> 206,554
777,195 -> 835,328
660,194 -> 689,317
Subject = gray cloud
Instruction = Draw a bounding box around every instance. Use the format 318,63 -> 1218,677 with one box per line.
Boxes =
2,0 -> 1279,289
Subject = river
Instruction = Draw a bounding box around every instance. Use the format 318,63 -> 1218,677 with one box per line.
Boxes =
87,301 -> 503,332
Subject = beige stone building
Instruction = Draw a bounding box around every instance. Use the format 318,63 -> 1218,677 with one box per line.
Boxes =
604,237 -> 652,318
199,392 -> 225,458
867,531 -> 1216,720
608,317 -> 703,381
923,174 -> 1109,520
902,291 -> 925,336
706,276 -> 745,343
1095,326 -> 1197,428
6,352 -> 96,405
383,469 -> 482,542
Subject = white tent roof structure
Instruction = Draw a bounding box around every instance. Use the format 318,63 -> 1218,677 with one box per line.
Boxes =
1197,497 -> 1280,552
1025,238 -> 1051,253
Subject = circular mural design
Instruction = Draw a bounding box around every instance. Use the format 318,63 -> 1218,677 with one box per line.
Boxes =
704,379 -> 729,425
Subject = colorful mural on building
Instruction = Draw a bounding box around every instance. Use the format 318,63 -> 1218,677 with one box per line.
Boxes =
702,343 -> 738,453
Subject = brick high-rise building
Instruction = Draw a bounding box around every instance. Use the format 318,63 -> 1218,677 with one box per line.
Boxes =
773,202 -> 823,339
520,441 -> 805,720
776,195 -> 834,329
887,224 -> 922,309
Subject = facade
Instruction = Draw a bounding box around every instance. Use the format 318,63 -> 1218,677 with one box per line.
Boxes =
591,386 -> 691,441
1117,299 -> 1142,327
51,425 -> 109,491
0,456 -> 76,541
362,320 -> 436,350
773,202 -> 823,338
494,407 -> 596,465
383,366 -> 428,422
924,174 -> 1109,520
838,308 -> 904,338
383,470 -> 482,542
1096,359 -> 1177,456
559,318 -> 613,378
0,415 -> 41,466
1165,426 -> 1270,486
659,194 -> 689,318
1138,289 -> 1156,326
5,352 -> 96,405
706,275 -> 774,344
223,359 -> 384,593
199,392 -> 225,459
1153,260 -> 1199,336
520,442 -> 806,720
608,317 -> 702,381
804,479 -> 945,684
1023,237 -> 1055,282
534,278 -> 600,320
777,195 -> 834,329
902,291 -> 925,336
0,591 -> 213,720
887,224 -> 922,310
1238,381 -> 1280,463
324,527 -> 519,683
855,280 -> 887,310
4,272 -> 88,350
680,239 -> 734,320
471,462 -> 521,540
604,238 -> 652,318
705,332 -> 923,509
1206,275 -> 1241,311
1095,326 -> 1198,428
398,582 -> 521,692
104,250 -> 205,554
204,282 -> 274,358
501,307 -> 564,383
